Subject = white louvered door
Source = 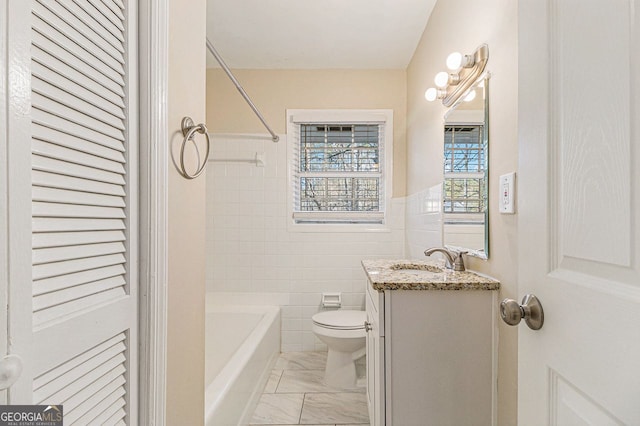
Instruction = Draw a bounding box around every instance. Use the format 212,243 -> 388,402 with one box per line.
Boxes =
3,0 -> 138,423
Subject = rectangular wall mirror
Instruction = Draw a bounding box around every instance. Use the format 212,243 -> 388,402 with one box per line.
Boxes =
443,75 -> 489,259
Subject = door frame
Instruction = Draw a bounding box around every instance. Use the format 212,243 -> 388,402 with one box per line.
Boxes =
138,0 -> 170,424
0,0 -> 8,406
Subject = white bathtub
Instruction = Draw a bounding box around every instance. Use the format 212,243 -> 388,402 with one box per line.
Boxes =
204,304 -> 281,426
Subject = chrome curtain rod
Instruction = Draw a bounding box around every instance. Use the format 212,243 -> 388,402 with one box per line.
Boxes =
206,38 -> 280,142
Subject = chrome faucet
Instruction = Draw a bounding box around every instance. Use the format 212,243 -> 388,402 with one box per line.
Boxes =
424,247 -> 466,272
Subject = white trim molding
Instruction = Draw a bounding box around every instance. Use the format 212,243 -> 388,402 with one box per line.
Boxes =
138,0 -> 169,424
0,1 -> 9,405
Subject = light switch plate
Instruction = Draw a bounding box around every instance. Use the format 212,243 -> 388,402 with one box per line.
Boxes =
499,172 -> 516,214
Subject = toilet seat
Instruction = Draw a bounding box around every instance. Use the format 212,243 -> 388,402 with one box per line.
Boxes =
312,310 -> 366,330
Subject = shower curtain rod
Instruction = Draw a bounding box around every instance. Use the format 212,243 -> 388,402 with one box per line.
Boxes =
206,38 -> 280,142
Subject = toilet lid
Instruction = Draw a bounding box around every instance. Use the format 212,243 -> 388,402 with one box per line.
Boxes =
312,310 -> 366,330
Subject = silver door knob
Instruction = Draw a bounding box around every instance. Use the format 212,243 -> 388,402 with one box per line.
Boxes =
364,321 -> 372,332
500,294 -> 544,330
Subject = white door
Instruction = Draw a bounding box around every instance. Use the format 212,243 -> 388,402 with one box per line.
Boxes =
517,0 -> 640,424
1,0 -> 138,423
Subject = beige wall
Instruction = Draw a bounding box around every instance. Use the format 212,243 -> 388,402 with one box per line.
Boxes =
167,0 -> 207,424
406,1 -> 519,424
207,69 -> 408,196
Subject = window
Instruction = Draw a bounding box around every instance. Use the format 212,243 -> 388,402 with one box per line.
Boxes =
287,110 -> 393,226
443,124 -> 486,215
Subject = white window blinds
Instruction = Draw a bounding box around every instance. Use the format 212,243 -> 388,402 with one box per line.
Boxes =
443,124 -> 486,214
291,119 -> 387,224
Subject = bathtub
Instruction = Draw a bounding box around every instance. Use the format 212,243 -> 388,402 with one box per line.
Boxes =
204,304 -> 281,426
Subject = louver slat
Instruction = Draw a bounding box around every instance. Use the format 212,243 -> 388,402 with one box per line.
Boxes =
65,376 -> 126,424
32,78 -> 125,130
32,155 -> 125,185
32,187 -> 126,208
32,171 -> 125,197
78,395 -> 126,425
33,335 -> 125,390
32,140 -> 124,172
33,264 -> 126,296
57,0 -> 124,54
32,93 -> 124,141
33,242 -> 125,265
96,0 -> 125,23
71,0 -> 125,43
32,58 -> 125,119
32,253 -> 125,281
33,124 -> 125,162
104,409 -> 127,426
33,275 -> 126,312
32,202 -> 125,220
37,0 -> 125,65
35,351 -> 125,403
110,0 -> 124,12
33,230 -> 125,249
32,218 -> 125,233
32,110 -> 124,152
31,14 -> 124,86
86,0 -> 124,32
31,31 -> 125,100
33,1 -> 124,72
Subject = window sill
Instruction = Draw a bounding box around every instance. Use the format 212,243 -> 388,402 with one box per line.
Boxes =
287,222 -> 392,233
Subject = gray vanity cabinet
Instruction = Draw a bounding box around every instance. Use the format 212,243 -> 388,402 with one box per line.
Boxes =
364,278 -> 498,426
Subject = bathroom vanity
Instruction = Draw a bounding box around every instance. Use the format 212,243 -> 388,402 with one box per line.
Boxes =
362,259 -> 500,426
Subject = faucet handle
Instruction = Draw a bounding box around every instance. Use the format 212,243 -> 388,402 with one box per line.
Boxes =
452,251 -> 467,272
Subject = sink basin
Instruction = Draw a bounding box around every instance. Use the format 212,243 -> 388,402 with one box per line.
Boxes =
389,263 -> 444,273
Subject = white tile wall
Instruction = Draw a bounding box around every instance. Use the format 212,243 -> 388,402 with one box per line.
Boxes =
205,134 -> 405,352
405,184 -> 443,259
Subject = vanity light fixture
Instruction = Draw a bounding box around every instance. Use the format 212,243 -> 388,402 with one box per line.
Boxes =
464,90 -> 476,102
425,87 -> 445,102
446,51 -> 475,70
424,44 -> 489,107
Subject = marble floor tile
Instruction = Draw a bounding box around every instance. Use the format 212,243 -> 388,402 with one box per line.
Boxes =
274,351 -> 328,370
277,370 -> 364,394
249,393 -> 304,425
300,393 -> 369,425
263,369 -> 283,393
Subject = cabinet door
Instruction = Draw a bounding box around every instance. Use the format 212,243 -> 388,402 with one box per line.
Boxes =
366,285 -> 385,426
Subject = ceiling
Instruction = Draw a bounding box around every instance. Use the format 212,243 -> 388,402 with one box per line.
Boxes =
206,0 -> 438,69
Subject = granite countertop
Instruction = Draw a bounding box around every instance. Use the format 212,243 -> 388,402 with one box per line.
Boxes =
361,259 -> 500,291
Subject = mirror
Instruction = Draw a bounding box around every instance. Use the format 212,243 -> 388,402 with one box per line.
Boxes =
442,75 -> 489,259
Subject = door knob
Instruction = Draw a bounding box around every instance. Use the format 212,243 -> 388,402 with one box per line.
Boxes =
0,354 -> 23,390
500,294 -> 544,330
364,321 -> 372,332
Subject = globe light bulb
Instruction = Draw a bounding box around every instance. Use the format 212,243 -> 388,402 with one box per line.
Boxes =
446,52 -> 463,70
425,88 -> 438,102
434,71 -> 449,88
464,90 -> 476,102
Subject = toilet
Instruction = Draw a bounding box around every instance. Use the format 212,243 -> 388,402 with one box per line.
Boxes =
312,309 -> 366,388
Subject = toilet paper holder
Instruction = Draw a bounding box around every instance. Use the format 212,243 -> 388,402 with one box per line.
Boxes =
321,292 -> 342,308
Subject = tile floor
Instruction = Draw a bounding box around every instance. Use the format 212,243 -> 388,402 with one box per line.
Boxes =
250,352 -> 370,426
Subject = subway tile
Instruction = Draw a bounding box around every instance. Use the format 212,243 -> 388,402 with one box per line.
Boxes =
282,318 -> 302,331
281,343 -> 303,352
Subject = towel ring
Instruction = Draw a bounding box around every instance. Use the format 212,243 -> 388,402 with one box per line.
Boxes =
179,117 -> 210,179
